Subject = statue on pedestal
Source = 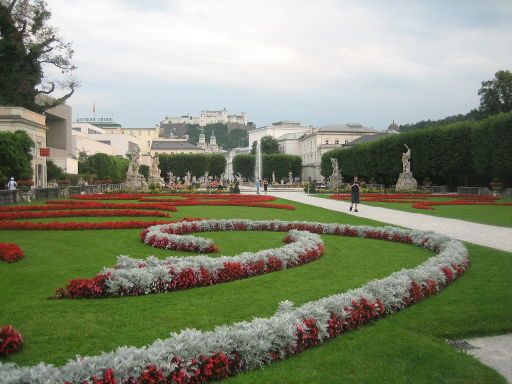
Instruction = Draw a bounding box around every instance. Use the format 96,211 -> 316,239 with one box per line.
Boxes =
395,144 -> 417,191
124,145 -> 148,191
328,157 -> 343,192
148,153 -> 165,187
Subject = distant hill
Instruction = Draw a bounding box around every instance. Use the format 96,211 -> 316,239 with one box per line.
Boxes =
399,109 -> 482,132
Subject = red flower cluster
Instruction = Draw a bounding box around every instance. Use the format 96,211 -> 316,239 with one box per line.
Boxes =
0,325 -> 23,357
0,209 -> 171,221
330,192 -> 510,210
0,218 -> 202,231
0,242 -> 24,263
69,193 -> 296,210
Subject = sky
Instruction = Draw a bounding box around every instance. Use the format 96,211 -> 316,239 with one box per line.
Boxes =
45,0 -> 512,130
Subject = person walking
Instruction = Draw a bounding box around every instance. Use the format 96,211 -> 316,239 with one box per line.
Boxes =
263,179 -> 268,194
7,177 -> 18,190
349,176 -> 360,212
256,179 -> 261,194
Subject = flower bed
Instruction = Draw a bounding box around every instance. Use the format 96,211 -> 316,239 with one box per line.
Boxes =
0,209 -> 171,221
0,220 -> 469,383
70,193 -> 296,210
0,325 -> 23,357
0,202 -> 178,213
0,218 -> 202,231
0,243 -> 24,263
330,193 -> 512,210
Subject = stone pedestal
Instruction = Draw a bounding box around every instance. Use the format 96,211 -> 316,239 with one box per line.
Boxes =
124,173 -> 148,192
148,176 -> 165,188
395,172 -> 418,191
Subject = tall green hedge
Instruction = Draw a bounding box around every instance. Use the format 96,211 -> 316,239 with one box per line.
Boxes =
321,112 -> 512,187
233,154 -> 302,180
159,154 -> 226,178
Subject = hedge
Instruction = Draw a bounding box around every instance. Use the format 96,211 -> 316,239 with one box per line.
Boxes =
233,154 -> 302,180
321,112 -> 512,187
159,154 -> 226,179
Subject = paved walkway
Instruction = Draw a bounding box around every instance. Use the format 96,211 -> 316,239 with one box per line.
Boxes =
247,188 -> 511,382
260,190 -> 512,252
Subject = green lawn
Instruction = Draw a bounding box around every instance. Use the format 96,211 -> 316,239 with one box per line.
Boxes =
318,194 -> 512,227
0,199 -> 510,383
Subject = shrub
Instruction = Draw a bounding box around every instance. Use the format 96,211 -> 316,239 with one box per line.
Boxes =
0,325 -> 23,357
0,242 -> 24,263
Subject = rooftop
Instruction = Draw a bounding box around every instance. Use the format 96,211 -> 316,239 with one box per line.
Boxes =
318,123 -> 379,133
151,141 -> 202,150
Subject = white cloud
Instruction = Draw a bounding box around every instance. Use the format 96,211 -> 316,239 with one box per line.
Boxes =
44,0 -> 512,127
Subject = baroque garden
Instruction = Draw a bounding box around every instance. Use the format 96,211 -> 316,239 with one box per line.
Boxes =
1,0 -> 512,382
0,146 -> 511,382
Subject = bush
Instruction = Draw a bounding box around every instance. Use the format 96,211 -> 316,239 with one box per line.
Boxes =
0,325 -> 23,356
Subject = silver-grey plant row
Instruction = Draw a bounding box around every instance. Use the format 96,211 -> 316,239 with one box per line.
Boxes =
0,220 -> 469,384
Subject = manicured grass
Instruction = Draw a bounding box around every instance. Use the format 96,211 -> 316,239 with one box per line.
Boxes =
318,194 -> 512,227
0,199 -> 510,383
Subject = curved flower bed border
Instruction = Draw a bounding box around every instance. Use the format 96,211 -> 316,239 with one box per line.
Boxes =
0,202 -> 178,213
330,193 -> 512,210
62,222 -> 325,298
0,220 -> 469,383
0,243 -> 24,263
0,325 -> 23,357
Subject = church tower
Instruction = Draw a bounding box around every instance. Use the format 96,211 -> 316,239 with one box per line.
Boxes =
209,129 -> 218,152
198,128 -> 207,149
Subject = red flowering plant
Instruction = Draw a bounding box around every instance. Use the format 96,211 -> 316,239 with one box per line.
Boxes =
0,325 -> 23,357
0,242 -> 24,263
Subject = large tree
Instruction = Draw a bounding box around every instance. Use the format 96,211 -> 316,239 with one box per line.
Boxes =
0,130 -> 34,183
0,0 -> 78,112
478,70 -> 512,117
251,135 -> 280,154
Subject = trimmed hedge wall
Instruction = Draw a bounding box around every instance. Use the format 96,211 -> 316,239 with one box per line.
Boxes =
321,112 -> 512,187
159,154 -> 226,179
233,154 -> 302,180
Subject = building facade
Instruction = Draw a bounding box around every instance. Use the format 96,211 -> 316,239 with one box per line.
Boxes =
162,109 -> 247,127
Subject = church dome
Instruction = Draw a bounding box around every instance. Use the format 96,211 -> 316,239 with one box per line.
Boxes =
387,120 -> 400,132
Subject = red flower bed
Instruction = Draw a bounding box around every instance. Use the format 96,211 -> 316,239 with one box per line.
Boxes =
0,209 -> 171,221
0,325 -> 23,357
0,242 -> 24,263
0,202 -> 178,213
0,218 -> 202,231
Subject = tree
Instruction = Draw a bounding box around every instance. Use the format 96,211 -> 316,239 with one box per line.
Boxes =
478,70 -> 512,117
233,154 -> 255,179
0,130 -> 34,184
207,154 -> 227,177
251,135 -> 280,155
46,159 -> 62,180
0,0 -> 78,112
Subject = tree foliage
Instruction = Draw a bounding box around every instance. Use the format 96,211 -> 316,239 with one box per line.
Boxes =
0,130 -> 34,184
232,154 -> 255,179
46,159 -> 62,180
233,153 -> 301,181
478,70 -> 512,116
77,152 -> 129,183
251,135 -> 280,155
185,123 -> 248,150
322,112 -> 512,187
0,0 -> 78,112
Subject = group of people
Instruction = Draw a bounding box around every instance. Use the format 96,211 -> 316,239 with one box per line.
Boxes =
255,179 -> 269,194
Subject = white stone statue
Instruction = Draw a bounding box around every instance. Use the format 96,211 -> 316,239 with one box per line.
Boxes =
330,157 -> 339,174
288,171 -> 293,183
272,171 -> 276,185
402,144 -> 411,173
124,145 -> 148,191
150,153 -> 160,177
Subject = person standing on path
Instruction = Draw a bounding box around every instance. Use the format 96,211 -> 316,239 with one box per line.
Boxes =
349,176 -> 360,212
256,179 -> 261,194
263,179 -> 268,194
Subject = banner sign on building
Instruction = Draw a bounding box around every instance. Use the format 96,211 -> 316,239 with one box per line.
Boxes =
39,148 -> 50,157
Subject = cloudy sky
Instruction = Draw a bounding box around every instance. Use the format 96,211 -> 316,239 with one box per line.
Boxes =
45,0 -> 512,130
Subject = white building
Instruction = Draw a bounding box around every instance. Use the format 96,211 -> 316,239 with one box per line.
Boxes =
248,121 -> 310,147
162,109 -> 247,127
299,123 -> 380,180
